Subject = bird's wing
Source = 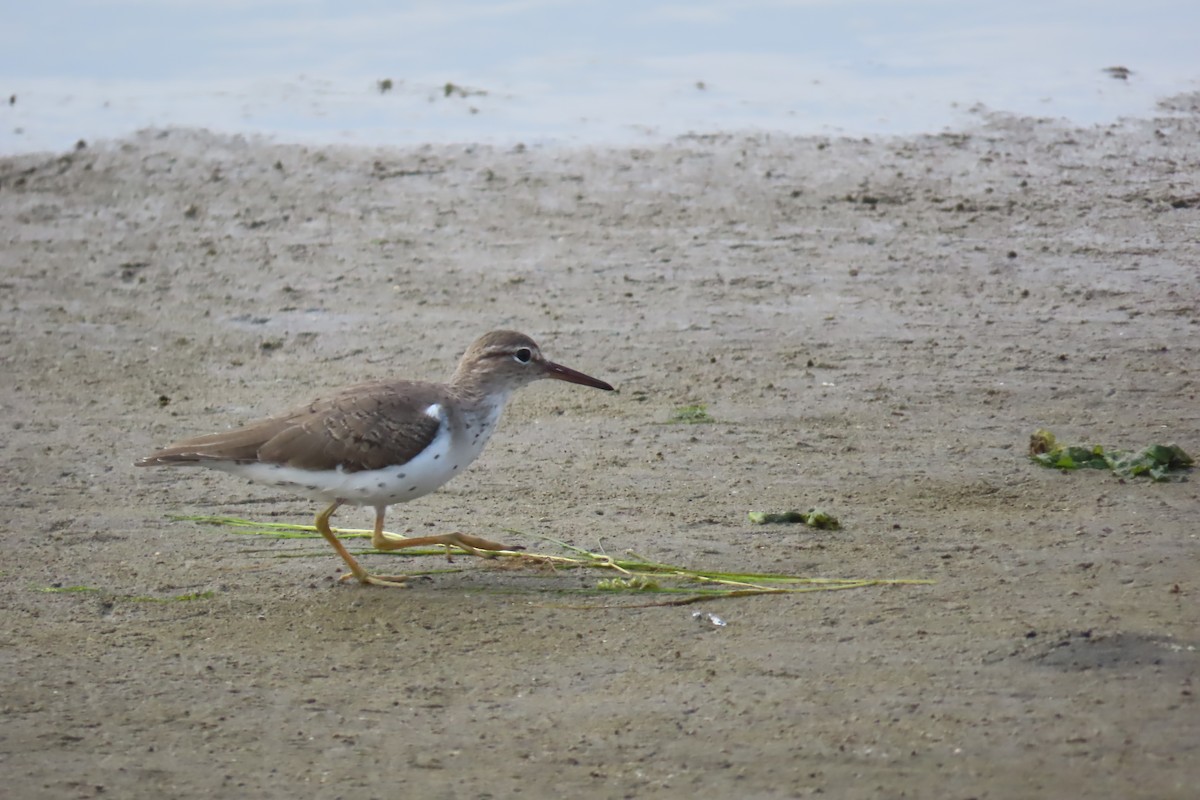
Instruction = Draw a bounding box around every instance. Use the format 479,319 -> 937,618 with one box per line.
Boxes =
258,383 -> 444,472
136,382 -> 445,473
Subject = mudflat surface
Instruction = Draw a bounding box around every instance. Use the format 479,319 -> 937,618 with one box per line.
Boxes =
2,99 -> 1198,798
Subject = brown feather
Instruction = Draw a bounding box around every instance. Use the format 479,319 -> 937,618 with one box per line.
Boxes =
136,380 -> 447,472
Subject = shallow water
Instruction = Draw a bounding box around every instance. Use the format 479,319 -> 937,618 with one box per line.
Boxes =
2,0 -> 1198,154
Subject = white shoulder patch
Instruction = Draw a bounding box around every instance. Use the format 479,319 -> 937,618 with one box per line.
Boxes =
423,403 -> 443,421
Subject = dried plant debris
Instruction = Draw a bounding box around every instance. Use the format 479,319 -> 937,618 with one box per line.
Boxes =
747,509 -> 840,529
1029,429 -> 1193,481
174,515 -> 924,604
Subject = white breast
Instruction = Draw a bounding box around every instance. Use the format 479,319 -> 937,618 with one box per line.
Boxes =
211,398 -> 509,509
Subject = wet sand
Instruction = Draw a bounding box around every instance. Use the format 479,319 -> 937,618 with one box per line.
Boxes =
2,96 -> 1198,798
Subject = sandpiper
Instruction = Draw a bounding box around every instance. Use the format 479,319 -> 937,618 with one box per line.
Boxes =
136,330 -> 614,587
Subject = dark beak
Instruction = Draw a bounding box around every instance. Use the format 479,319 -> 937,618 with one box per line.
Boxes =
543,360 -> 614,391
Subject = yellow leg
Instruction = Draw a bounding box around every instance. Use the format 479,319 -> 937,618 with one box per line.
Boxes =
369,509 -> 519,560
314,501 -> 409,588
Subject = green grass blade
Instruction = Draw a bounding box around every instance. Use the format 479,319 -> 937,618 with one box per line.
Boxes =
170,515 -> 933,601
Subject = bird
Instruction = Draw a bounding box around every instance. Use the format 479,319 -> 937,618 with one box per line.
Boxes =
135,330 -> 614,587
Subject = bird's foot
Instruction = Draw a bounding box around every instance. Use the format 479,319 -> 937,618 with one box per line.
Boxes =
436,534 -> 520,561
370,530 -> 524,558
337,571 -> 410,588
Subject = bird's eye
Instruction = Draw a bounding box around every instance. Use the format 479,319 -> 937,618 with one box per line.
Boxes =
513,347 -> 533,364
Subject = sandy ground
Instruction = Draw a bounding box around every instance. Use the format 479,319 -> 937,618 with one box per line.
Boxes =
2,96 -> 1198,799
